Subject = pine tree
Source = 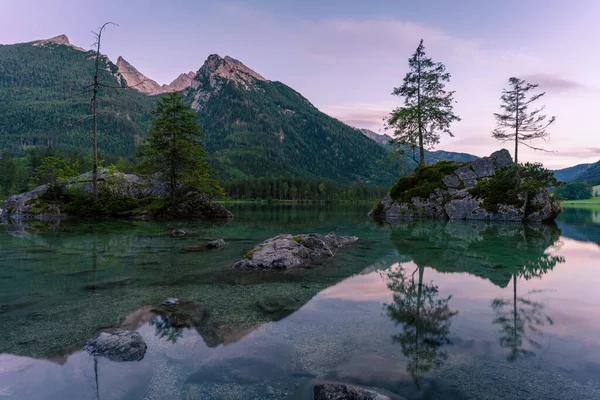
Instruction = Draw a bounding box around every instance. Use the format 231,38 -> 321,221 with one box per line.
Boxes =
492,77 -> 556,164
136,93 -> 221,202
386,40 -> 460,165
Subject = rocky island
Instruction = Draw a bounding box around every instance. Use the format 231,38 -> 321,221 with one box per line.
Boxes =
1,170 -> 232,220
371,149 -> 561,222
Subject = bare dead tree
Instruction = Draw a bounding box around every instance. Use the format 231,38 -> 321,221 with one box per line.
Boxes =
492,77 -> 556,164
91,22 -> 117,202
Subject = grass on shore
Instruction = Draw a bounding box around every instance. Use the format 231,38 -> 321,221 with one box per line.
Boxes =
561,198 -> 600,207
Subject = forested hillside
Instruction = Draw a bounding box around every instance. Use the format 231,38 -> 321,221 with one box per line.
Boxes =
187,59 -> 395,184
0,40 -> 157,157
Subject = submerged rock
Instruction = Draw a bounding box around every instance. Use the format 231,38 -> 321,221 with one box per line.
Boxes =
257,294 -> 302,319
160,298 -> 181,306
313,382 -> 393,400
232,232 -> 359,270
205,238 -> 226,249
84,330 -> 147,362
371,149 -> 561,222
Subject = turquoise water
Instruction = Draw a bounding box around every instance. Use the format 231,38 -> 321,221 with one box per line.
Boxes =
1,205 -> 599,399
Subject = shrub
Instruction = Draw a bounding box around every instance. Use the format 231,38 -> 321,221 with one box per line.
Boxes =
390,160 -> 460,203
469,163 -> 560,212
371,201 -> 385,216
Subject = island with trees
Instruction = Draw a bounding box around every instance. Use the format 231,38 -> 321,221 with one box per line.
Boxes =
372,40 -> 561,222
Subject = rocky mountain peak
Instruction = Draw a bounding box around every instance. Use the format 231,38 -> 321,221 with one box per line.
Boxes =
116,57 -> 196,95
189,54 -> 268,110
115,56 -> 164,95
164,71 -> 197,92
46,34 -> 70,45
31,34 -> 85,51
198,54 -> 267,87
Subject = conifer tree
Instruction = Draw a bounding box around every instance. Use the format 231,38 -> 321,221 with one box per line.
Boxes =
136,93 -> 221,202
386,40 -> 460,165
492,77 -> 556,164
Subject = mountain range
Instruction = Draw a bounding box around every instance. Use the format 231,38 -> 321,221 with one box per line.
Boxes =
0,34 -> 487,185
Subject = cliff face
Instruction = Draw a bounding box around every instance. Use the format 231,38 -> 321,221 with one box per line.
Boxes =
116,57 -> 196,95
116,56 -> 164,95
371,149 -> 561,222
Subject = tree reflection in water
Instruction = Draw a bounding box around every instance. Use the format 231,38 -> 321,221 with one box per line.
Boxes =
149,315 -> 184,343
491,252 -> 564,361
384,265 -> 458,390
385,221 -> 566,384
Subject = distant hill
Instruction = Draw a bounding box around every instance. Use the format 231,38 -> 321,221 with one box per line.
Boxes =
359,128 -> 478,166
568,161 -> 600,185
553,163 -> 593,183
0,35 -> 395,185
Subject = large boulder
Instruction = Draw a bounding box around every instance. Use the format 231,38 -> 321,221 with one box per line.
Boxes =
1,170 -> 233,220
371,149 -> 561,223
84,330 -> 147,362
232,232 -> 359,270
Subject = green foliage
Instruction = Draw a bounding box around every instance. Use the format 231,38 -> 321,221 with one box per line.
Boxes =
34,156 -> 79,187
469,163 -> 560,212
136,93 -> 223,200
48,186 -> 164,218
223,177 -> 387,202
371,201 -> 385,216
390,160 -> 459,202
386,40 -> 460,165
290,236 -> 304,243
556,182 -> 593,200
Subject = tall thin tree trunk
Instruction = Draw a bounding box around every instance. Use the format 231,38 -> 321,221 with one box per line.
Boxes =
417,50 -> 425,165
512,275 -> 518,357
91,23 -> 115,202
92,51 -> 100,202
514,86 -> 519,165
414,266 -> 424,390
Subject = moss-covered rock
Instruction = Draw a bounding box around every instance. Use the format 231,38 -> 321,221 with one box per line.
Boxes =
2,170 -> 233,221
371,149 -> 561,223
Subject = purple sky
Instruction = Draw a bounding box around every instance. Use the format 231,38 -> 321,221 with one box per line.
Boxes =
2,0 -> 600,168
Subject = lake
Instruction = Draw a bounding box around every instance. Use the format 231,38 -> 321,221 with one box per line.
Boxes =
1,204 -> 599,400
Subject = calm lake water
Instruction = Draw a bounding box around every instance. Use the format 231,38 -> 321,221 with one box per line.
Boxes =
1,204 -> 600,400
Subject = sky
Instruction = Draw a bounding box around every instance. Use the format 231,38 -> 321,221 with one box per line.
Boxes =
1,0 -> 600,168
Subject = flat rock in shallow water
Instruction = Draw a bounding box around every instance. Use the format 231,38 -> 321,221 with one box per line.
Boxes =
232,232 -> 359,270
84,330 -> 147,362
313,382 -> 395,400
